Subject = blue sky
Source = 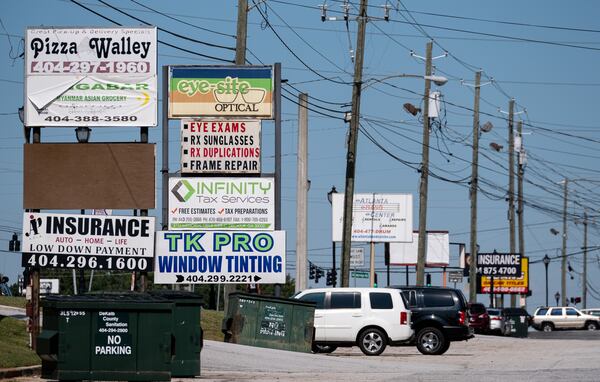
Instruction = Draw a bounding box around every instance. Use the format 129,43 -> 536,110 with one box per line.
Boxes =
1,0 -> 600,308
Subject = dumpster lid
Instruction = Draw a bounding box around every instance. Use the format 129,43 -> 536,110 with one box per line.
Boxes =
148,290 -> 204,305
229,292 -> 316,307
41,292 -> 174,310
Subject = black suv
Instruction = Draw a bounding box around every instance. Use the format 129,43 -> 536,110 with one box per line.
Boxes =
390,286 -> 473,355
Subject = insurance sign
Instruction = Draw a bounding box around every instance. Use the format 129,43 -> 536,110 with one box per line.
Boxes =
169,177 -> 274,230
153,230 -> 286,284
331,193 -> 413,242
21,212 -> 155,271
479,257 -> 529,294
168,65 -> 273,118
25,27 -> 157,127
476,252 -> 522,277
180,119 -> 261,174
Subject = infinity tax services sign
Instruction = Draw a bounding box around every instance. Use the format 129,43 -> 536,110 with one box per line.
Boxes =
169,177 -> 274,230
153,230 -> 286,284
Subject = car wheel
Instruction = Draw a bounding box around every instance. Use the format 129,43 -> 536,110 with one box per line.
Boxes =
585,321 -> 598,331
416,327 -> 447,355
358,328 -> 387,356
542,322 -> 554,332
311,343 -> 337,354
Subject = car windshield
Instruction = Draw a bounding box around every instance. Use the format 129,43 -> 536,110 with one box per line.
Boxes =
487,309 -> 502,316
535,308 -> 548,316
469,304 -> 486,314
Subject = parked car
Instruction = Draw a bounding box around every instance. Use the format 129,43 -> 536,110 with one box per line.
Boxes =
532,306 -> 600,331
581,308 -> 600,318
468,303 -> 490,333
294,288 -> 413,356
486,308 -> 505,334
390,286 -> 473,355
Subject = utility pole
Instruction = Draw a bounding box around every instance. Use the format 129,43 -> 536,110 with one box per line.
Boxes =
416,41 -> 433,286
469,70 -> 481,303
561,179 -> 568,306
517,120 -> 525,308
583,210 -> 588,309
224,0 -> 249,312
341,0 -> 368,287
235,0 -> 248,65
507,99 -> 516,308
295,93 -> 308,292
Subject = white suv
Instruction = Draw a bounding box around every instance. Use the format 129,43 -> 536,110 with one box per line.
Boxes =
532,306 -> 600,331
294,288 -> 413,356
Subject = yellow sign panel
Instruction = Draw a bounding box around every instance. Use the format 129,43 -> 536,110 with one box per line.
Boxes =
481,257 -> 529,294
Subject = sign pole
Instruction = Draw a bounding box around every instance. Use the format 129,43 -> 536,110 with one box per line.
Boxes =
369,242 -> 375,287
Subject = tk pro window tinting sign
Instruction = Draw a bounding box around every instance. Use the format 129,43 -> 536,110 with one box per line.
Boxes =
180,119 -> 261,174
168,65 -> 273,118
25,27 -> 157,127
154,230 -> 286,284
22,212 -> 155,271
169,177 -> 274,230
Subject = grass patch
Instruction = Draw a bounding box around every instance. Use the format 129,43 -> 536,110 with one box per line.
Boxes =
201,308 -> 224,342
0,296 -> 27,309
0,318 -> 40,368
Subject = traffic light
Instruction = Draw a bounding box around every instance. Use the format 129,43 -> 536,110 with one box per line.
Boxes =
8,233 -> 20,252
374,273 -> 378,288
326,270 -> 333,286
309,263 -> 316,280
315,267 -> 324,284
426,273 -> 432,287
331,270 -> 337,287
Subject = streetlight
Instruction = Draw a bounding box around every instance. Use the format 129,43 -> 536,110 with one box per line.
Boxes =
339,72 -> 448,287
327,186 -> 338,287
400,73 -> 448,286
75,126 -> 92,143
543,254 -> 551,306
554,291 -> 560,306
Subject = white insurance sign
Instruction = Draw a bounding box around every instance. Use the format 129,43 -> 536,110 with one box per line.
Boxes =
153,230 -> 286,284
350,247 -> 365,267
25,27 -> 157,127
169,177 -> 274,230
331,193 -> 413,242
22,212 -> 155,271
181,119 -> 261,174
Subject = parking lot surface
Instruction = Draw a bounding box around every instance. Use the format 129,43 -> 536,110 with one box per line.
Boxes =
9,332 -> 600,382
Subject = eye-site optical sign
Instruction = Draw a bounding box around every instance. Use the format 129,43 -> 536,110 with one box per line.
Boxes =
168,65 -> 273,119
331,193 -> 413,242
181,119 -> 261,174
476,253 -> 522,277
169,177 -> 274,230
153,231 -> 286,284
21,212 -> 155,272
25,27 -> 157,127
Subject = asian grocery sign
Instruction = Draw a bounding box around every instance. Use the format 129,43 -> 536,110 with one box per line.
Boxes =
25,27 -> 157,127
181,119 -> 261,174
331,193 -> 413,242
169,177 -> 274,230
479,257 -> 529,294
153,230 -> 286,284
21,212 -> 155,272
168,66 -> 273,118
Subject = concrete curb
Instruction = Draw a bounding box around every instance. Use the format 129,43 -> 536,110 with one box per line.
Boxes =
0,365 -> 41,380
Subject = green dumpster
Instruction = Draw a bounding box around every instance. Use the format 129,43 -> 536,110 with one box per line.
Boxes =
149,290 -> 203,377
503,308 -> 530,338
222,293 -> 315,353
37,293 -> 174,381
